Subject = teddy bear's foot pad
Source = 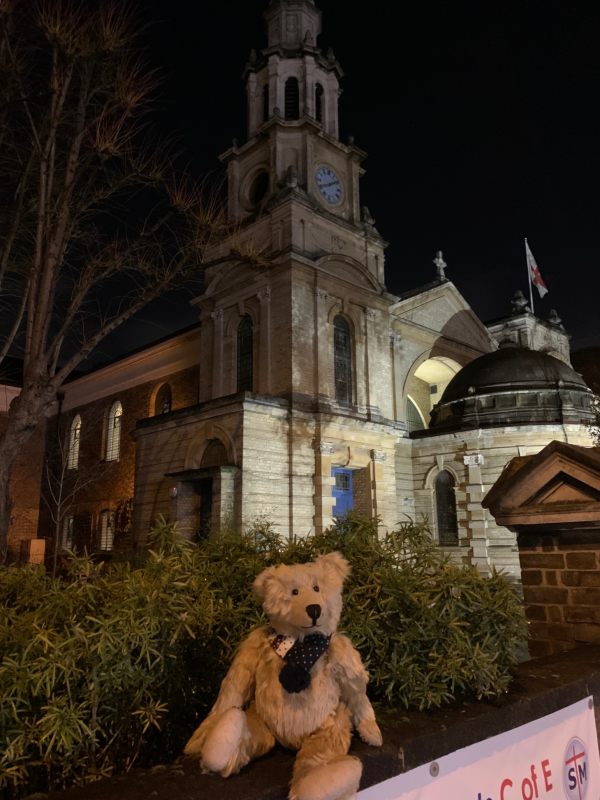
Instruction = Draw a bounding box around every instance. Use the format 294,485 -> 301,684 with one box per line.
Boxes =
201,707 -> 246,773
292,756 -> 362,800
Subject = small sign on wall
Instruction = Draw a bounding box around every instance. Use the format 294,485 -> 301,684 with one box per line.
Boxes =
464,454 -> 484,466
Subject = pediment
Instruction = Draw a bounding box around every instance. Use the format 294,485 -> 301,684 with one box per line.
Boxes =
315,254 -> 383,292
483,442 -> 600,527
392,282 -> 495,349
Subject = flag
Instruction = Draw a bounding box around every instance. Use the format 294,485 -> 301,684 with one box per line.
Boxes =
525,239 -> 548,298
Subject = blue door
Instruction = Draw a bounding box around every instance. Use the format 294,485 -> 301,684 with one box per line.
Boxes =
332,468 -> 354,517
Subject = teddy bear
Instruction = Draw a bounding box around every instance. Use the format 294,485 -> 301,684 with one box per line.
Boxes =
184,551 -> 383,800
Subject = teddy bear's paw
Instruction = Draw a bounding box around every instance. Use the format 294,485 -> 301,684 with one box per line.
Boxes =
357,718 -> 383,747
201,707 -> 246,774
291,756 -> 362,800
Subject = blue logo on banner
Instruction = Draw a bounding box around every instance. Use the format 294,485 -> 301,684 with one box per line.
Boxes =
563,737 -> 589,800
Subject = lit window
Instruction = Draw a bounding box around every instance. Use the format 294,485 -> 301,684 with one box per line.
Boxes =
67,415 -> 81,469
435,470 -> 459,547
99,510 -> 115,552
333,316 -> 352,406
105,401 -> 122,462
237,316 -> 253,392
62,515 -> 74,550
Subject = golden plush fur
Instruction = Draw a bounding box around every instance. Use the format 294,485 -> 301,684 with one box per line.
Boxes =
184,552 -> 382,800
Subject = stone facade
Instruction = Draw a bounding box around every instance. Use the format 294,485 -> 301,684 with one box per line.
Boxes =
6,0 -> 595,586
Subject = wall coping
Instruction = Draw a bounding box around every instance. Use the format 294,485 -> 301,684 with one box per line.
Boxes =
43,645 -> 600,800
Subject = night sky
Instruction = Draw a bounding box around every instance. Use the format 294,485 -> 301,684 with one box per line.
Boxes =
104,1 -> 600,362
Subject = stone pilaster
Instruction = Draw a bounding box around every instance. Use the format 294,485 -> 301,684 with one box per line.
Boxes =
258,287 -> 272,393
211,308 -> 224,398
313,440 -> 335,533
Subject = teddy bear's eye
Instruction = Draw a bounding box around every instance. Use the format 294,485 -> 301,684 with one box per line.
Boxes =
313,585 -> 320,592
292,588 -> 299,596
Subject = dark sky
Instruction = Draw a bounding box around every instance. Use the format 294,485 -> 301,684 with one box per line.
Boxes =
105,0 -> 600,362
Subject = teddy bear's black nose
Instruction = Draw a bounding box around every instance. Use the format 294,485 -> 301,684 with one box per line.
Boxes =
305,604 -> 321,623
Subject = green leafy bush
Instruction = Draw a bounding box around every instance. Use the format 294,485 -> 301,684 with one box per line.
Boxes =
0,515 -> 526,796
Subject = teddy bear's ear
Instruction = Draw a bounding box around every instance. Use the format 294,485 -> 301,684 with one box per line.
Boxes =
315,551 -> 351,583
253,567 -> 277,601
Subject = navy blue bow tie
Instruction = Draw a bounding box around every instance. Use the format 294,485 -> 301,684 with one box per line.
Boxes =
269,632 -> 331,693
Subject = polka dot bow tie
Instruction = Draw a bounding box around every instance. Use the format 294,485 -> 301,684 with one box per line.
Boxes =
268,631 -> 331,694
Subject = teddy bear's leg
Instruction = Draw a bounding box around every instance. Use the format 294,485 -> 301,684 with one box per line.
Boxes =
201,704 -> 276,778
290,704 -> 362,800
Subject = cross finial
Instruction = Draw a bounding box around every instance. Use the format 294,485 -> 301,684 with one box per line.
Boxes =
433,250 -> 447,280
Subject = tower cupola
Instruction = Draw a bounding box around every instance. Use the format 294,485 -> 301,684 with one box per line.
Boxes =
244,0 -> 343,139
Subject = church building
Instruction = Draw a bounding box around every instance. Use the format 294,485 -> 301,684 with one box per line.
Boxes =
6,0 -> 595,580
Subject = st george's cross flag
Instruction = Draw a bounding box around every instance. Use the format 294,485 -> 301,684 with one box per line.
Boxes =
525,239 -> 548,297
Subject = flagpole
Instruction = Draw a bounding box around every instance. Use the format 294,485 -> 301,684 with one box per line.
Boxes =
525,237 -> 535,314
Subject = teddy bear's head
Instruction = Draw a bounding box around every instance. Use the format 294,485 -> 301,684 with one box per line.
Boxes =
253,552 -> 350,639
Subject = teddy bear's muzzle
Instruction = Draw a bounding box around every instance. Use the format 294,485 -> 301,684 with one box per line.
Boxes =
305,604 -> 321,624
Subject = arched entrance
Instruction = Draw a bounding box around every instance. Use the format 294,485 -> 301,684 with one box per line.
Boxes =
166,437 -> 237,540
404,356 -> 462,431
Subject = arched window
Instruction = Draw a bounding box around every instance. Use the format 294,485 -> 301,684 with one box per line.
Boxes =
105,401 -> 122,462
67,414 -> 81,469
99,509 -> 116,552
154,383 -> 172,415
285,77 -> 300,120
62,515 -> 74,550
315,83 -> 324,123
435,470 -> 459,547
262,84 -> 270,122
237,315 -> 254,392
333,315 -> 352,406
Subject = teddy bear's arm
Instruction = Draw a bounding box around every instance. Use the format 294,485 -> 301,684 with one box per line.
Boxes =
329,634 -> 383,747
209,627 -> 264,715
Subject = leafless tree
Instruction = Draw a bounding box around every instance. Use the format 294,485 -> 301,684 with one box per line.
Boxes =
41,420 -> 109,576
0,1 -> 226,560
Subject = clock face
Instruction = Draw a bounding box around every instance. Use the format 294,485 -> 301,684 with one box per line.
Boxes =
315,166 -> 343,204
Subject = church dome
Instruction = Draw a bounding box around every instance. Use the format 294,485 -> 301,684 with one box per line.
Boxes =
427,346 -> 595,433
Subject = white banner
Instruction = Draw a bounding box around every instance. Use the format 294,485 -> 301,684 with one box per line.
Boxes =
359,697 -> 600,800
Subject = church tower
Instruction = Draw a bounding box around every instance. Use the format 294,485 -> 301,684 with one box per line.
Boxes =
190,0 -> 397,536
222,0 -> 367,229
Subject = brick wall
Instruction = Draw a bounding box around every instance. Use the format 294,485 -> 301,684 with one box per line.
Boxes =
1,414 -> 46,562
39,366 -> 198,557
519,530 -> 600,657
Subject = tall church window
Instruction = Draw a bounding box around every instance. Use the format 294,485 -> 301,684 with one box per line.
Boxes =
333,315 -> 352,406
285,77 -> 300,120
67,414 -> 81,469
105,401 -> 122,462
99,510 -> 116,552
315,83 -> 324,123
237,315 -> 254,392
154,383 -> 172,416
435,470 -> 459,547
262,84 -> 270,123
